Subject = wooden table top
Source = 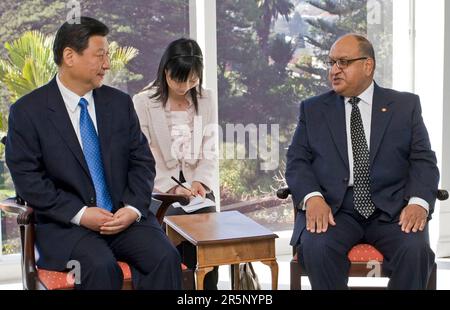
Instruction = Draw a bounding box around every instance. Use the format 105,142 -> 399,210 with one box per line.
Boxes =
164,211 -> 278,245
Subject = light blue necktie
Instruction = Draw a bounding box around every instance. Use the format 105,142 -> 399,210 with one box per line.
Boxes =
78,98 -> 113,211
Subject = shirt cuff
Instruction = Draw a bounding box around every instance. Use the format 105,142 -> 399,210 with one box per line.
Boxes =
125,205 -> 142,222
302,192 -> 324,210
408,197 -> 429,215
71,206 -> 87,226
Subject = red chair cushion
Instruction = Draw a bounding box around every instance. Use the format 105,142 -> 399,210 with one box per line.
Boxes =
37,261 -> 132,290
37,269 -> 75,290
347,244 -> 384,262
37,261 -> 189,290
292,244 -> 384,263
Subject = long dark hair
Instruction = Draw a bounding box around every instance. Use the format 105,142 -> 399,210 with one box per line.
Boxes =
146,38 -> 204,112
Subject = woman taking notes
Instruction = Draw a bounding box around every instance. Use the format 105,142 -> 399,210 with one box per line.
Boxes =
133,38 -> 218,289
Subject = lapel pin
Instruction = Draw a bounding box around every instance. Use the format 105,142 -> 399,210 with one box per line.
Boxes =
381,108 -> 387,112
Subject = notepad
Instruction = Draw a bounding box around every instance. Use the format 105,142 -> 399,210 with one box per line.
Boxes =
172,195 -> 216,213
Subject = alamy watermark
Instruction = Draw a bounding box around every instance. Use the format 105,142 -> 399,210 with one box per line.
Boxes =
66,0 -> 81,24
66,259 -> 81,285
367,0 -> 383,26
366,260 -> 382,278
170,116 -> 280,171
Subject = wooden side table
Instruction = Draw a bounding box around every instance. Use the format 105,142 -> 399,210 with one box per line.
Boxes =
164,210 -> 278,290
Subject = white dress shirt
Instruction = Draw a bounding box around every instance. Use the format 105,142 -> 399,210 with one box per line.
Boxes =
303,81 -> 429,213
56,75 -> 141,225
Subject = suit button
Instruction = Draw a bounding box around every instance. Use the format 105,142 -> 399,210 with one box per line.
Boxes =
343,178 -> 349,183
89,197 -> 95,204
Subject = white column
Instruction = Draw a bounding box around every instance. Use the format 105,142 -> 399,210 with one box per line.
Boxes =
414,0 -> 445,253
189,0 -> 220,209
392,0 -> 414,92
437,0 -> 450,258
189,0 -> 218,94
0,213 -> 2,257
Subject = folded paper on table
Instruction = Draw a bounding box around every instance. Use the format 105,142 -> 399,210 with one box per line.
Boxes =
172,196 -> 216,213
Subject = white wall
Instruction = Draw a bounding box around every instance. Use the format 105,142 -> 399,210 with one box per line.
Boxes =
392,0 -> 446,253
414,0 -> 445,253
437,0 -> 450,258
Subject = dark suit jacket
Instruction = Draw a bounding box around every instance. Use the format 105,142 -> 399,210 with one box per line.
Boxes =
286,83 -> 439,246
5,77 -> 156,270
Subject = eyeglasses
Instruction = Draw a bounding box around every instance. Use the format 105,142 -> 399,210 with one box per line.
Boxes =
325,57 -> 368,69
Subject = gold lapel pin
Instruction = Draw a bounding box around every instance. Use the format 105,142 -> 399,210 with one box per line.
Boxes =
381,108 -> 387,112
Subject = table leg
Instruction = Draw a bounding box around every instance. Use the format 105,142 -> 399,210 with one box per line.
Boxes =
262,260 -> 278,290
232,264 -> 240,290
229,264 -> 235,289
195,266 -> 214,290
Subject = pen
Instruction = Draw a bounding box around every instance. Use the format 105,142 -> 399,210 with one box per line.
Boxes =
171,176 -> 195,197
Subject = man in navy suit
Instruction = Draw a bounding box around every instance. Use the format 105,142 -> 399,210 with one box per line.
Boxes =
286,34 -> 439,289
5,17 -> 181,289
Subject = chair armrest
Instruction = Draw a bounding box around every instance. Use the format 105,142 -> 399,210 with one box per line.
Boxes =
151,193 -> 190,225
276,187 -> 291,200
18,207 -> 34,225
0,197 -> 41,289
437,190 -> 449,201
276,187 -> 449,202
152,193 -> 190,206
0,198 -> 34,226
0,198 -> 27,216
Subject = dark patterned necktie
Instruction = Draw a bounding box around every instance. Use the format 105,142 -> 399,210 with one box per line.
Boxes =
349,96 -> 375,218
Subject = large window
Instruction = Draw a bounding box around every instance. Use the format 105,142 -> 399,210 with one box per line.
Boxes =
217,0 -> 393,232
0,0 -> 443,252
0,0 -> 189,259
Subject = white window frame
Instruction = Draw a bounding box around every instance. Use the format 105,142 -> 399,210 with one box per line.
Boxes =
437,0 -> 450,258
189,0 -> 220,210
411,0 -> 445,254
381,0 -> 449,257
387,0 -> 450,257
392,0 -> 415,92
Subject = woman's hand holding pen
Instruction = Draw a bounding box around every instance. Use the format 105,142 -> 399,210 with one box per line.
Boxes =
171,185 -> 194,197
191,181 -> 206,198
170,176 -> 206,198
169,181 -> 206,198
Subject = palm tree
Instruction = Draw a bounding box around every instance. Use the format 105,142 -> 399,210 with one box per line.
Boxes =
102,41 -> 142,89
0,31 -> 56,103
0,30 -> 140,104
256,0 -> 294,56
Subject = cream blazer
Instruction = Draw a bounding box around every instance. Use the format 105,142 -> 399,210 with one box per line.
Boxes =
133,88 -> 218,193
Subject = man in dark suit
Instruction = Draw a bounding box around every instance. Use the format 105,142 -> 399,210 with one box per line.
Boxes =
5,17 -> 181,290
286,34 -> 439,289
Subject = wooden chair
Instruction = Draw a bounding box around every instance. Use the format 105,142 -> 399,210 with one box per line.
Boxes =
276,187 -> 449,290
0,193 -> 195,290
